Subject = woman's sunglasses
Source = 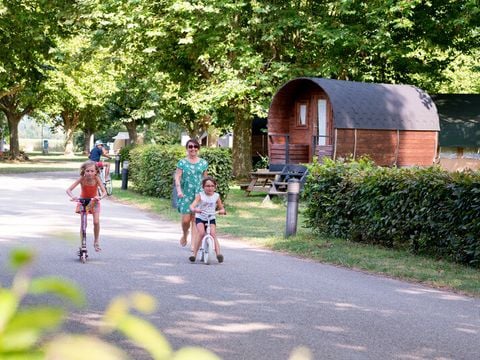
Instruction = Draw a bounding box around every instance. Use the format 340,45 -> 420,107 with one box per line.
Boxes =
188,144 -> 199,149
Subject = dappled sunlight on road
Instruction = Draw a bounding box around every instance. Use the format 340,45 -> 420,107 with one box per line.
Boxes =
396,346 -> 455,360
203,322 -> 276,333
454,325 -> 478,334
396,287 -> 472,301
177,293 -> 263,307
166,312 -> 280,341
314,300 -> 401,316
315,325 -> 346,333
157,275 -> 187,285
334,343 -> 367,352
68,311 -> 105,328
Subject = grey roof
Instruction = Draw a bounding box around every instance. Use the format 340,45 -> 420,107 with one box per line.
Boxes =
285,78 -> 440,131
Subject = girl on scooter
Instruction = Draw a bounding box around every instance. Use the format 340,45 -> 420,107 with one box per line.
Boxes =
66,160 -> 107,252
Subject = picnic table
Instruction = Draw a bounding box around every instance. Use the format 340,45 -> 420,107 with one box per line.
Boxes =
242,170 -> 281,196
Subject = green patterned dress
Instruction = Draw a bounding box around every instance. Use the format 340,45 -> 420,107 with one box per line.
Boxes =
176,157 -> 208,214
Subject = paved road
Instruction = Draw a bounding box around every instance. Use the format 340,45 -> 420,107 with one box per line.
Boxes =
1,172 -> 479,359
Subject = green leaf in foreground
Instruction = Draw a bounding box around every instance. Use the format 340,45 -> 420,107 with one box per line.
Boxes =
1,307 -> 64,352
29,277 -> 85,307
9,249 -> 35,269
44,335 -> 127,360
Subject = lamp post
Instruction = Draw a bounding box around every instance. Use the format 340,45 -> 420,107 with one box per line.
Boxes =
121,161 -> 129,190
285,178 -> 301,237
114,154 -> 120,176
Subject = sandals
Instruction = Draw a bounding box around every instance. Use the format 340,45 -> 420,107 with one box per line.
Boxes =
180,234 -> 188,247
94,242 -> 102,252
216,254 -> 224,263
189,255 -> 196,262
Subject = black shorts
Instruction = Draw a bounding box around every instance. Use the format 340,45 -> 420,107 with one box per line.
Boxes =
195,218 -> 216,226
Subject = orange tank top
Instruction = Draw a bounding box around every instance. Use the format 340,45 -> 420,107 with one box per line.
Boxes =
80,181 -> 98,198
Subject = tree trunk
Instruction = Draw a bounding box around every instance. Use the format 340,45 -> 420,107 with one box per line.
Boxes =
207,125 -> 220,147
125,121 -> 138,144
84,130 -> 93,154
7,113 -> 22,158
64,127 -> 75,156
0,93 -> 32,159
232,105 -> 252,179
62,110 -> 80,156
0,127 -> 4,152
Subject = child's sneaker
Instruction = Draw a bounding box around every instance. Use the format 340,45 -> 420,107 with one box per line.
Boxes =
216,254 -> 224,263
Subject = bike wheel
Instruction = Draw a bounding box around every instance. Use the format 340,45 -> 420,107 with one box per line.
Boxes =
98,170 -> 106,196
79,211 -> 88,263
204,236 -> 216,265
105,179 -> 113,195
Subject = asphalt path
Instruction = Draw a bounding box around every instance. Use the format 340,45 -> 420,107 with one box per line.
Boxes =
1,172 -> 479,359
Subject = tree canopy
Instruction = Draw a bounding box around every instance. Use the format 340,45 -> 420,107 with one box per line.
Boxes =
1,0 -> 479,173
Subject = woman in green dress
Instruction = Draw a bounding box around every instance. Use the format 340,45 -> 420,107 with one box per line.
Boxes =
174,139 -> 208,247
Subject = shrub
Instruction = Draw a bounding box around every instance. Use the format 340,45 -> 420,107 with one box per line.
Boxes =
303,158 -> 480,267
119,144 -> 135,163
128,145 -> 232,202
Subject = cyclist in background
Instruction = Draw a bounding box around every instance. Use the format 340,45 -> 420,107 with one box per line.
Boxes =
89,140 -> 112,180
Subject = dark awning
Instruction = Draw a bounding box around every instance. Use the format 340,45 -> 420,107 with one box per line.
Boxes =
432,94 -> 480,147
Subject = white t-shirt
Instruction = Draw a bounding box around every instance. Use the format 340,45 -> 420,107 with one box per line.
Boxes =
194,191 -> 219,221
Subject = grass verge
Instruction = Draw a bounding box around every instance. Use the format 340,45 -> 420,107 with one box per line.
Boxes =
0,152 -> 85,173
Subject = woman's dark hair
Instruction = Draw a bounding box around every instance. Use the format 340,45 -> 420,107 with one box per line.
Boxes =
185,138 -> 200,149
202,176 -> 217,187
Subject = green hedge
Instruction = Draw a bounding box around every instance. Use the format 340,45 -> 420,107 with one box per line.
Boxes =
303,158 -> 480,267
128,144 -> 232,201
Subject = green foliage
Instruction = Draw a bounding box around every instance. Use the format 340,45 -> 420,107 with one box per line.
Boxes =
0,249 -> 84,358
129,145 -> 232,201
129,144 -> 184,198
119,144 -> 135,163
253,154 -> 269,171
201,147 -> 233,201
303,158 -> 480,267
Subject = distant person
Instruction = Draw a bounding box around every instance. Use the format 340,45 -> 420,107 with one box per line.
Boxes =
189,176 -> 226,263
89,140 -> 112,179
174,139 -> 208,248
66,160 -> 107,252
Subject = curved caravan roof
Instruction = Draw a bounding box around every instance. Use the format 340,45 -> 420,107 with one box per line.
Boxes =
272,77 -> 440,131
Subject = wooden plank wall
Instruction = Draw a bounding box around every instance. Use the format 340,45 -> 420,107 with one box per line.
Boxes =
397,131 -> 437,166
268,93 -> 291,136
268,82 -> 329,165
335,129 -> 437,166
252,134 -> 268,157
270,144 -> 309,164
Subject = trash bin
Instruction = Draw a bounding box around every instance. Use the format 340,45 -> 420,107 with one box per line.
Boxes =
42,139 -> 49,154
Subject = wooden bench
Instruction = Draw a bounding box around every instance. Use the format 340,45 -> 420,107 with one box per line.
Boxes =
243,170 -> 281,196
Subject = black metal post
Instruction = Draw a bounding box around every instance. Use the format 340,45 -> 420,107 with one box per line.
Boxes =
285,178 -> 300,237
121,160 -> 129,190
114,154 -> 120,176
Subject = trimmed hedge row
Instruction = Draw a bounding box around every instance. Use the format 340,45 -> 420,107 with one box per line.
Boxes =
128,144 -> 232,201
303,158 -> 480,267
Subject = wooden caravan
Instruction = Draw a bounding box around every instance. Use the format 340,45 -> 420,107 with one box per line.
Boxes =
267,78 -> 440,168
